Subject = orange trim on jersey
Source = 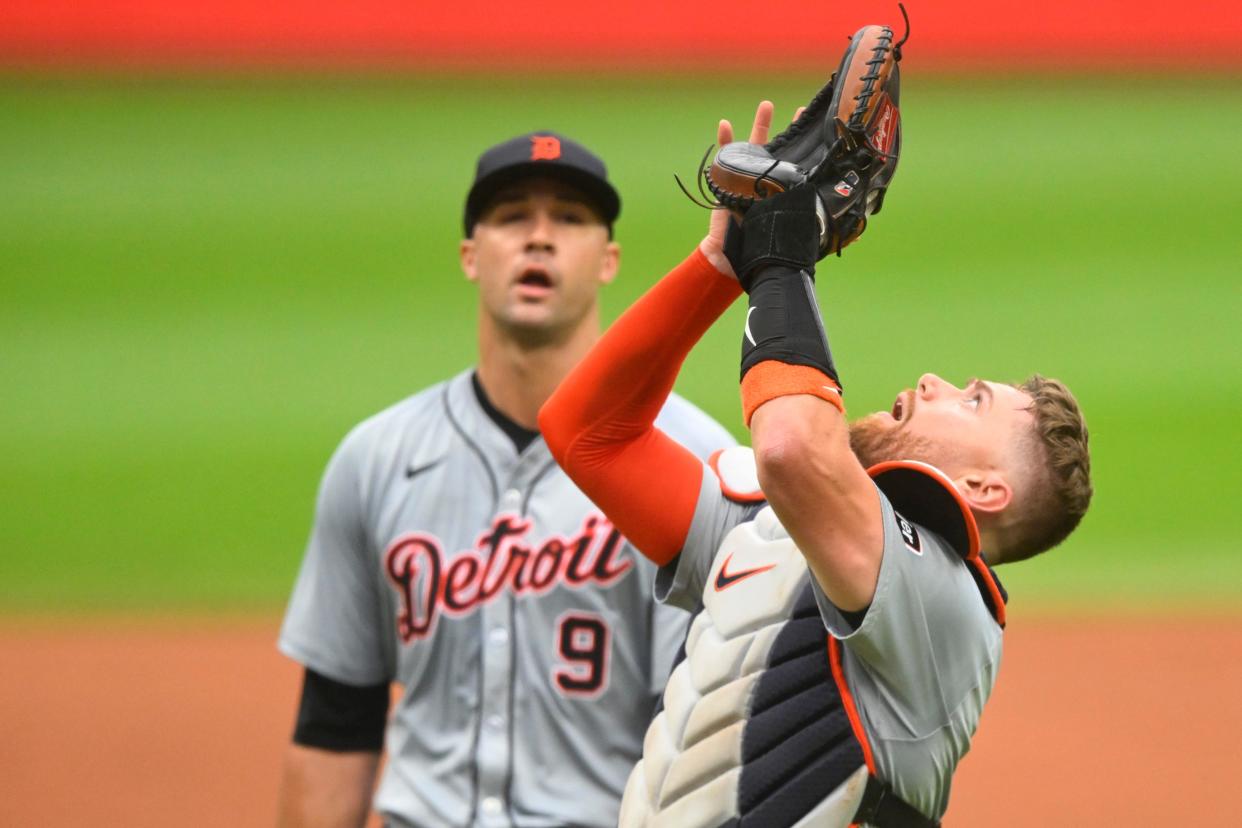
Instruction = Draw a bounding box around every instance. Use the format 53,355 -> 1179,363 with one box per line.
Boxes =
970,557 -> 1008,628
741,361 -> 843,426
707,448 -> 765,503
828,636 -> 876,775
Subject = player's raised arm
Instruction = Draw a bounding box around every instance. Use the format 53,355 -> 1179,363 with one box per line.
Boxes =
735,187 -> 884,612
537,245 -> 738,565
541,108 -> 777,564
703,33 -> 903,612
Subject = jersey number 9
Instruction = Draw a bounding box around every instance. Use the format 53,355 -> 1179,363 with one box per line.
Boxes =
553,613 -> 610,698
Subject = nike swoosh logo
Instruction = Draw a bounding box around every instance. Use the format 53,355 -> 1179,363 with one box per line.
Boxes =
713,553 -> 776,591
744,307 -> 757,347
405,458 -> 444,480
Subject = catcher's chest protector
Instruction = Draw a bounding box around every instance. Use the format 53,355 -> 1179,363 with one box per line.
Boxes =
619,507 -> 873,828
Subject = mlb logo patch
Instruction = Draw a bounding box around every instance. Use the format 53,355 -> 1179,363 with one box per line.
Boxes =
833,170 -> 860,198
895,512 -> 922,555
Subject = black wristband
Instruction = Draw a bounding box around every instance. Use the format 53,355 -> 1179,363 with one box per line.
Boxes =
740,263 -> 840,385
292,668 -> 389,752
734,186 -> 820,290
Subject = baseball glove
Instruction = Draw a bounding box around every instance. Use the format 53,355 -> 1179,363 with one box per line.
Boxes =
702,14 -> 907,257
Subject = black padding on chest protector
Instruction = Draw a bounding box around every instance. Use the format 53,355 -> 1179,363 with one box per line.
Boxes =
731,581 -> 866,827
871,463 -> 973,559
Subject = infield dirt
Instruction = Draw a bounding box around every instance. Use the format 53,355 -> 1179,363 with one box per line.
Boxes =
1,617 -> 1237,825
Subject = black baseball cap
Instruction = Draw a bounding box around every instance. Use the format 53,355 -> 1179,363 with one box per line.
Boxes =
463,131 -> 621,237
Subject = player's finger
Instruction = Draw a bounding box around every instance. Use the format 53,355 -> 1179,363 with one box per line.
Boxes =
749,100 -> 774,144
717,118 -> 733,148
793,106 -> 806,123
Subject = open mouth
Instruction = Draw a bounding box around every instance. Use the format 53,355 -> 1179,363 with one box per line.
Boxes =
891,391 -> 909,422
517,268 -> 553,289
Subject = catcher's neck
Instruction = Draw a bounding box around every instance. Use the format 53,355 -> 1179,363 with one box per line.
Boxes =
475,311 -> 601,431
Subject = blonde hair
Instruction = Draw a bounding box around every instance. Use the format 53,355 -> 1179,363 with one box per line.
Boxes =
1003,375 -> 1093,562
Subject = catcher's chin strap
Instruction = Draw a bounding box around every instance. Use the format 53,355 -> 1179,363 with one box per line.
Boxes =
853,775 -> 941,828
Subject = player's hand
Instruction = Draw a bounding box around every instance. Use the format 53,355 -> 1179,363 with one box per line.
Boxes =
699,101 -> 773,276
699,101 -> 781,278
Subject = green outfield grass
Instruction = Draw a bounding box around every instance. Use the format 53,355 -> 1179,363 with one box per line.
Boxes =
2,73 -> 1239,614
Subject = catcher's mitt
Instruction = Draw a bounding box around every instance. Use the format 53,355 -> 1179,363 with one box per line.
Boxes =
704,15 -> 906,257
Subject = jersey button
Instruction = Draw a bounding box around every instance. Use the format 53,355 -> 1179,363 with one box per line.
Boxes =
487,714 -> 504,730
481,796 -> 503,816
489,627 -> 509,646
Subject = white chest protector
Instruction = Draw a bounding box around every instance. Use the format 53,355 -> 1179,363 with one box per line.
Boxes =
619,448 -> 1003,828
620,504 -> 869,827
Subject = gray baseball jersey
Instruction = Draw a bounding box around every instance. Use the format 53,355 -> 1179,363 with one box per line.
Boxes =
279,369 -> 735,828
621,447 -> 1004,826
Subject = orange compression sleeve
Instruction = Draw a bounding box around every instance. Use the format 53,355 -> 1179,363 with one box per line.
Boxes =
540,248 -> 742,565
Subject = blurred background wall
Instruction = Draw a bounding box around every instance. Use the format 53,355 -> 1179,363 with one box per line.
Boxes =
4,0 -> 1242,70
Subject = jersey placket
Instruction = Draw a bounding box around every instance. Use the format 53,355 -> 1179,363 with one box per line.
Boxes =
475,479 -> 523,826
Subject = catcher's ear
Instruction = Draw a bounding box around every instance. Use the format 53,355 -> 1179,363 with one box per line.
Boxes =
955,471 -> 1012,515
460,238 -> 478,282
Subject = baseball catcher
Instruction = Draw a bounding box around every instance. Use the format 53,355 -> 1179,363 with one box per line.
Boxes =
541,16 -> 1092,828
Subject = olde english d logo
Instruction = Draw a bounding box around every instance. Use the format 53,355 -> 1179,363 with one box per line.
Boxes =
384,514 -> 631,642
530,135 -> 562,161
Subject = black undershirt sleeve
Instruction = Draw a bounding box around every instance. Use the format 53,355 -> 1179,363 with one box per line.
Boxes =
839,605 -> 869,630
292,668 -> 390,752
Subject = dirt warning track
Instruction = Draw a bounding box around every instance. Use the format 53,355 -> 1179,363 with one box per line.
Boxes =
1,616 -> 1237,826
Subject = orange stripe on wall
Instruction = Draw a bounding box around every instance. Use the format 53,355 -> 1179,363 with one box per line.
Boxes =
3,1 -> 1241,70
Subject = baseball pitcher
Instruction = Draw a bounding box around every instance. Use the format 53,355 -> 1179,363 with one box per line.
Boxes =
277,132 -> 735,827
